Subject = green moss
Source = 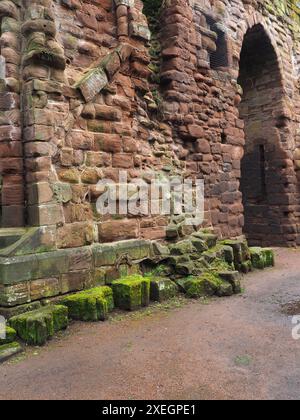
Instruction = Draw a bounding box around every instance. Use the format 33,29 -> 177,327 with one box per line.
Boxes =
262,248 -> 275,267
209,258 -> 233,272
177,273 -> 220,299
169,239 -> 196,256
146,264 -> 171,277
9,305 -> 68,346
221,239 -> 250,270
241,260 -> 252,274
0,342 -> 19,352
250,247 -> 265,269
0,326 -> 17,345
61,286 -> 114,322
112,275 -> 150,311
0,342 -> 22,362
178,272 -> 234,299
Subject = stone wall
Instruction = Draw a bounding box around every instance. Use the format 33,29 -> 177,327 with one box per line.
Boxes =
0,0 -> 300,249
159,0 -> 300,246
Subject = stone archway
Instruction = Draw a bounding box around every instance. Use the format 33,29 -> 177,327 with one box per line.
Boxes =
238,23 -> 296,246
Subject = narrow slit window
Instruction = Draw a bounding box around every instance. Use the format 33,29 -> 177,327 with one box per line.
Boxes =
259,145 -> 267,199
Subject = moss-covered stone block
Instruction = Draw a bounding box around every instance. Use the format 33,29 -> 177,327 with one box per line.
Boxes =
191,238 -> 209,253
262,248 -> 275,267
149,277 -> 178,302
112,275 -> 150,311
241,260 -> 252,274
222,245 -> 235,264
216,282 -> 234,297
166,224 -> 179,239
250,247 -> 265,269
175,261 -> 195,276
177,273 -> 225,299
9,305 -> 68,346
0,326 -> 16,345
169,239 -> 196,256
192,232 -> 218,249
177,272 -> 234,299
219,271 -> 242,294
222,239 -> 250,269
61,286 -> 114,322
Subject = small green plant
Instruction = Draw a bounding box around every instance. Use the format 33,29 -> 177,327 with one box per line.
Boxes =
234,355 -> 252,367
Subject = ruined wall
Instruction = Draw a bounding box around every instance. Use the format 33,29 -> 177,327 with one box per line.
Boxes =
0,0 -> 300,248
159,0 -> 300,246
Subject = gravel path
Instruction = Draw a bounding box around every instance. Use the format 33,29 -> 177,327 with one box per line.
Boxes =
1,248 -> 300,400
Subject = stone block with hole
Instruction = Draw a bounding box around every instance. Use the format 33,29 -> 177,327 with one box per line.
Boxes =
61,286 -> 114,322
9,305 -> 68,346
112,275 -> 150,311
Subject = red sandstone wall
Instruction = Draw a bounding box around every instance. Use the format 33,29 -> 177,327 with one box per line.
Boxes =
0,0 -> 299,247
159,0 -> 300,245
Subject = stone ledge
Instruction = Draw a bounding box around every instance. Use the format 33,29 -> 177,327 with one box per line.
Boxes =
0,239 -> 153,310
0,342 -> 22,363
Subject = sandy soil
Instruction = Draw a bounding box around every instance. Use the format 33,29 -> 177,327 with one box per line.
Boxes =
1,248 -> 300,400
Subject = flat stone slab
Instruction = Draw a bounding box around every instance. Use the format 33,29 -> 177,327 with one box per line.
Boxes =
9,305 -> 68,346
61,286 -> 114,321
0,342 -> 23,363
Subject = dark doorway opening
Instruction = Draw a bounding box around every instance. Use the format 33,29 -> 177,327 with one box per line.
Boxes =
238,24 -> 292,246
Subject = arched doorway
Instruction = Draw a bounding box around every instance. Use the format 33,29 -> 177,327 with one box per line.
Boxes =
238,24 -> 294,246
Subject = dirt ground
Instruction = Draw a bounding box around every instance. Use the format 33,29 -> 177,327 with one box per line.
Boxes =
1,248 -> 300,400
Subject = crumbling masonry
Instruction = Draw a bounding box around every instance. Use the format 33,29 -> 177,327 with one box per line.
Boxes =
0,0 -> 299,315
